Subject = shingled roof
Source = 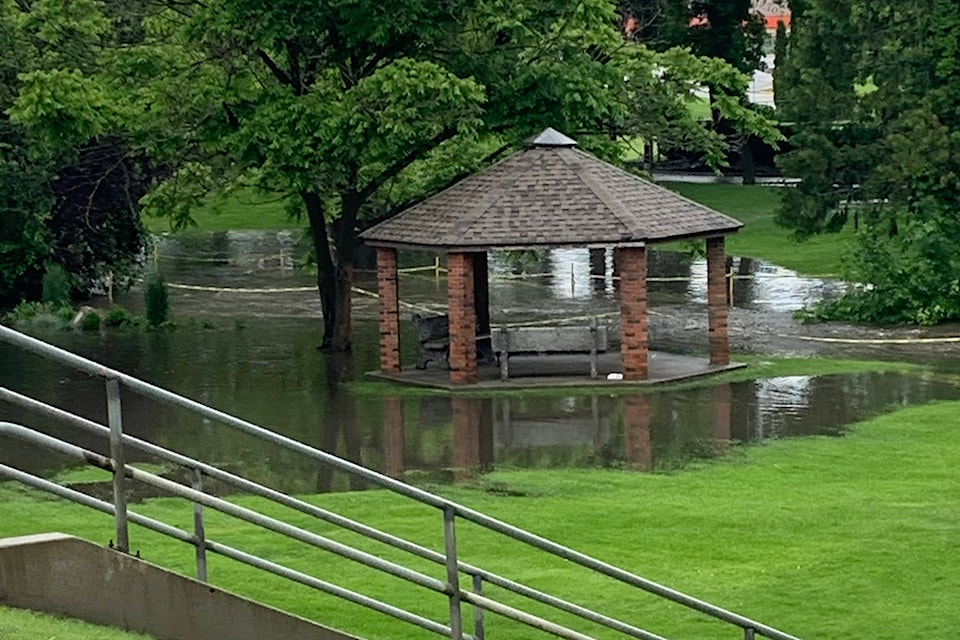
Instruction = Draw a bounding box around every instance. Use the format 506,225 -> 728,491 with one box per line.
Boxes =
360,128 -> 743,251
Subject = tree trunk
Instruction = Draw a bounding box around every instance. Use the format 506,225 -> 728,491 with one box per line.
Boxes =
301,186 -> 361,352
741,135 -> 756,185
331,189 -> 361,352
302,190 -> 343,351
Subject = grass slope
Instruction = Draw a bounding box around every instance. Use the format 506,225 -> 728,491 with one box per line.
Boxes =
1,399 -> 957,639
0,606 -> 154,639
145,183 -> 849,278
144,189 -> 298,234
662,183 -> 854,277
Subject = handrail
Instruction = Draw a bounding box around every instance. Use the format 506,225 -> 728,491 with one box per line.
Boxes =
0,388 -> 665,640
0,324 -> 803,640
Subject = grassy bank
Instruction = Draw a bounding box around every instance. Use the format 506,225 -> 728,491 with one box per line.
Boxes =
1,399 -> 956,639
0,606 -> 153,639
145,182 -> 849,277
144,189 -> 298,233
662,182 -> 853,276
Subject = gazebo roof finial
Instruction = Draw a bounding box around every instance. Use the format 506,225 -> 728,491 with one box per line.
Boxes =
528,127 -> 578,147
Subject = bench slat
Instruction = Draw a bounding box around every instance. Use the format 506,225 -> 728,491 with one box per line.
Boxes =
493,324 -> 608,381
492,326 -> 607,353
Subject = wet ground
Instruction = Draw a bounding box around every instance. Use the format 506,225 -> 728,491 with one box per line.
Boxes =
148,229 -> 960,364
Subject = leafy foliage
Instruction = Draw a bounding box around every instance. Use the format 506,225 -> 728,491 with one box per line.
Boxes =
0,0 -> 157,305
121,0 -> 775,349
144,273 -> 169,327
778,0 -> 960,324
40,263 -> 72,306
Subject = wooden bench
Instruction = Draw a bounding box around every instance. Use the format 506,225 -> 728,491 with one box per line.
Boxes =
412,314 -> 496,370
412,313 -> 450,369
491,321 -> 608,381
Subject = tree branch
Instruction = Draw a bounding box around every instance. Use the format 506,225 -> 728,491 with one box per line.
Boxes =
363,142 -> 511,226
356,126 -> 459,202
257,49 -> 294,89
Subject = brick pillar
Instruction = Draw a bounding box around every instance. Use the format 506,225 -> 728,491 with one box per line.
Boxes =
447,252 -> 478,385
706,237 -> 730,365
624,394 -> 652,471
618,246 -> 648,381
376,247 -> 401,374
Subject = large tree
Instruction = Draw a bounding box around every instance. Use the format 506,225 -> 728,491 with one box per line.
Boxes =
777,0 -> 960,325
104,0 -> 773,350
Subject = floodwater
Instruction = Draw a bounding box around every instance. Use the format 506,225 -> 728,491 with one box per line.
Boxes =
1,231 -> 956,493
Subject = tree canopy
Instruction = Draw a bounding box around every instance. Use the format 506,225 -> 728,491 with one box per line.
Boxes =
119,0 -> 774,348
777,0 -> 960,325
3,0 -> 776,343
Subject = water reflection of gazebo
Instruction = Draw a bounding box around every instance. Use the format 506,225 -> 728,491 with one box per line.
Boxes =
360,128 -> 744,387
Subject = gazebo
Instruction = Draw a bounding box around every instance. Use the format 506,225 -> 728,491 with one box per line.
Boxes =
360,128 -> 742,386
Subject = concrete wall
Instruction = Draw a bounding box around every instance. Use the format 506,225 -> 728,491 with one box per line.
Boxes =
0,533 -> 359,640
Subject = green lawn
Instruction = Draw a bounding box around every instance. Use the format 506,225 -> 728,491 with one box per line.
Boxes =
662,182 -> 854,277
144,188 -> 299,234
1,397 -> 957,639
143,182 -> 848,278
0,607 -> 154,639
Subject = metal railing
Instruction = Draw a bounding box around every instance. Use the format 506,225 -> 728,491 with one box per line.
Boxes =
0,324 -> 802,640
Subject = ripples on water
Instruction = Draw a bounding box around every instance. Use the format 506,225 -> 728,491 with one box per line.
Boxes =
2,316 -> 957,494
1,232 -> 953,493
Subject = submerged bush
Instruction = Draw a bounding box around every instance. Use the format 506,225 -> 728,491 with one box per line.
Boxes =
41,264 -> 72,307
145,274 -> 169,327
105,306 -> 140,328
5,301 -> 70,329
80,310 -> 102,332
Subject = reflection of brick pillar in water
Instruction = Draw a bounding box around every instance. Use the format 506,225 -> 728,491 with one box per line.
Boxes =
447,252 -> 478,384
618,247 -> 648,380
376,247 -> 401,373
706,237 -> 730,366
452,397 -> 482,481
383,397 -> 405,479
712,384 -> 732,457
623,395 -> 652,471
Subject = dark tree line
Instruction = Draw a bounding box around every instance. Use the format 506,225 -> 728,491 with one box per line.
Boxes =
776,0 -> 960,324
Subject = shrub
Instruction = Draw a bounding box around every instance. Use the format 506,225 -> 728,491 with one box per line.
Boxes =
6,301 -> 67,329
144,274 -> 170,327
80,310 -> 102,332
105,306 -> 140,328
41,264 -> 72,307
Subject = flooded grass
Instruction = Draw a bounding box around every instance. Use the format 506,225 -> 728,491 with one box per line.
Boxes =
662,183 -> 856,277
1,399 -> 957,639
0,606 -> 155,639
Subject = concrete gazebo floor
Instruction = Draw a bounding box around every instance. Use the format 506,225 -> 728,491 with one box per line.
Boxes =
366,351 -> 746,391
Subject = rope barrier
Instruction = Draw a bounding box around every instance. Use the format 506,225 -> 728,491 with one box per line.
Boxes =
781,334 -> 960,345
160,281 -> 960,343
167,283 -> 314,294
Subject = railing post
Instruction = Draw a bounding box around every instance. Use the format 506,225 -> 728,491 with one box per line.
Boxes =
106,378 -> 129,553
472,574 -> 485,640
744,627 -> 756,640
192,467 -> 208,582
443,505 -> 464,640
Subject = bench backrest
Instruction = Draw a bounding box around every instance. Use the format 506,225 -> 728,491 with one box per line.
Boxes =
412,314 -> 450,343
492,325 -> 607,353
